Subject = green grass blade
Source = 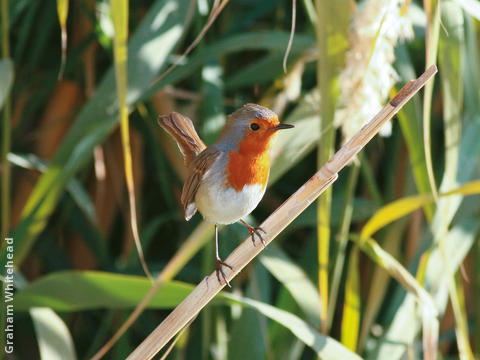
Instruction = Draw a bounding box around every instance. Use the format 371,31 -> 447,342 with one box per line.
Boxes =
395,45 -> 435,221
110,0 -> 151,278
215,311 -> 228,360
423,0 -> 441,200
7,0 -> 190,267
341,246 -> 360,352
8,153 -> 97,225
432,0 -> 464,240
55,0 -> 68,79
369,217 -> 478,360
361,179 -> 480,241
328,163 -> 359,332
15,271 -> 194,311
361,194 -> 433,240
358,236 -> 439,360
358,218 -> 408,352
260,245 -> 322,328
30,307 -> 77,360
229,264 -> 269,360
315,0 -> 350,333
225,293 -> 363,360
463,14 -> 480,115
448,272 -> 474,360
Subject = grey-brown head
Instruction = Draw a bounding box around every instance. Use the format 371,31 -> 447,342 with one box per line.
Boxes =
213,104 -> 293,150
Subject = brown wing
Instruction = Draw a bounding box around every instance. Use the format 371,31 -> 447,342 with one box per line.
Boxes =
181,148 -> 221,221
157,112 -> 206,168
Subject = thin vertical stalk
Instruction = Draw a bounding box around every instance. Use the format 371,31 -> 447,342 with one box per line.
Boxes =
416,0 -> 441,284
422,0 -> 440,200
56,0 -> 69,80
314,0 -> 350,333
448,272 -> 474,360
326,163 -> 359,332
341,246 -> 360,351
110,0 -> 152,279
359,152 -> 383,207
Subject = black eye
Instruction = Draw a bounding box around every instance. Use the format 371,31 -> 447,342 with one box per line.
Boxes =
250,123 -> 260,131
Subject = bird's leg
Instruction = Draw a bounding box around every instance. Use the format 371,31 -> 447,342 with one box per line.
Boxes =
214,224 -> 233,287
239,219 -> 266,247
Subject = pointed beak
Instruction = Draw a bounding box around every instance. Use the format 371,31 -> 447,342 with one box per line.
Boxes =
273,123 -> 294,130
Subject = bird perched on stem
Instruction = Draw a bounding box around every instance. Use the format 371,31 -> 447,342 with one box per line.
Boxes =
158,104 -> 294,287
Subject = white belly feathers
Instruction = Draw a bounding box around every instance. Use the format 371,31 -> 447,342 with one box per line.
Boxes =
194,154 -> 266,224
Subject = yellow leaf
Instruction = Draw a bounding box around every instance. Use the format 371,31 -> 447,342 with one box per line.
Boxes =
110,0 -> 151,279
361,178 -> 480,241
56,0 -> 69,80
443,179 -> 480,197
341,246 -> 360,351
56,0 -> 68,27
360,194 -> 433,241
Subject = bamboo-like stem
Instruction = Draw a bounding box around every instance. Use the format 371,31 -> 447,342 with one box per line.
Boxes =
314,0 -> 350,333
423,0 -> 440,200
326,162 -> 359,332
126,65 -> 437,360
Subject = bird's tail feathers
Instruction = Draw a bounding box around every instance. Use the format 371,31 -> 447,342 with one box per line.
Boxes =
157,112 -> 206,167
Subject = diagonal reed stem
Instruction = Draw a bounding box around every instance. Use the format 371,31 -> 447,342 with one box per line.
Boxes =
126,65 -> 437,360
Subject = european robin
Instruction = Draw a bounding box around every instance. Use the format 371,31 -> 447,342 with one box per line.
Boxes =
158,104 -> 294,286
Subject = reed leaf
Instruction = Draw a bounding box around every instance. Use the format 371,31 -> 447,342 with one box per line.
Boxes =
55,0 -> 68,80
361,179 -> 480,241
314,0 -> 350,333
369,217 -> 478,359
225,293 -> 363,360
30,307 -> 77,360
422,0 -> 441,200
260,245 -> 322,328
341,246 -> 360,352
448,272 -> 474,360
433,0 -> 464,241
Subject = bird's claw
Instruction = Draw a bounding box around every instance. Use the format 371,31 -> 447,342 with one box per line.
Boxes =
249,226 -> 267,247
215,259 -> 233,288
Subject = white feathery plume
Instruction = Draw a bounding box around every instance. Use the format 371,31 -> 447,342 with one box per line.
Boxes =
336,0 -> 414,140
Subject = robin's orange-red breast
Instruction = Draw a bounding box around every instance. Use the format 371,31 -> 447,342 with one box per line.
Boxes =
158,104 -> 294,286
